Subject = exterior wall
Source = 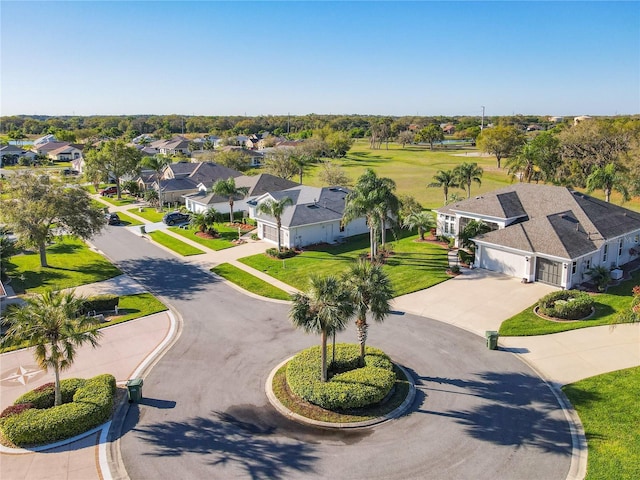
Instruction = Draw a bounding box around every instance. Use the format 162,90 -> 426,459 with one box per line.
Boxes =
475,244 -> 529,279
186,199 -> 250,216
257,217 -> 368,248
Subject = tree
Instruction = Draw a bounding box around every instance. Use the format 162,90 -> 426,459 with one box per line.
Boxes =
0,226 -> 18,280
415,124 -> 444,150
402,211 -> 436,240
257,197 -> 294,252
453,162 -> 483,198
428,169 -> 459,205
2,290 -> 102,406
459,220 -> 491,252
506,142 -> 538,183
398,194 -> 423,223
264,148 -> 298,180
527,131 -> 562,183
586,163 -> 630,203
342,259 -> 394,364
342,169 -> 396,259
318,160 -> 351,186
291,148 -> 315,184
84,140 -> 141,199
289,275 -> 354,382
214,149 -> 250,172
140,154 -> 171,206
396,130 -> 415,148
0,173 -> 104,267
326,131 -> 354,157
212,177 -> 249,223
476,125 -> 525,168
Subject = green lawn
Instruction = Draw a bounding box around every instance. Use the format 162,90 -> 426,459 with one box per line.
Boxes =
168,224 -> 244,251
238,232 -> 450,296
100,195 -> 138,206
148,231 -> 205,256
113,212 -> 143,226
563,366 -> 640,480
500,270 -> 640,336
211,263 -> 291,300
0,293 -> 167,353
128,207 -> 168,223
5,238 -> 122,294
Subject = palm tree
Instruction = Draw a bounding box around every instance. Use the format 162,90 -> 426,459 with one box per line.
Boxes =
343,169 -> 397,260
212,177 -> 250,223
289,275 -> 354,382
428,169 -> 459,205
454,162 -> 483,198
402,211 -> 436,240
140,154 -> 171,207
342,259 -> 394,364
459,219 -> 492,252
190,212 -> 208,233
257,196 -> 294,252
586,163 -> 630,203
506,143 -> 537,183
3,290 -> 102,406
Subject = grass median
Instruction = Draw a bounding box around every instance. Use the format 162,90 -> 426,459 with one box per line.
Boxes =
148,231 -> 205,256
211,263 -> 291,300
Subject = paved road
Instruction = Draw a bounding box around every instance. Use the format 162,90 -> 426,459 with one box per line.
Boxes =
92,225 -> 572,480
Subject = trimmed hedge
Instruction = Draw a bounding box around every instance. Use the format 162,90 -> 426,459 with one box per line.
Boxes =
286,344 -> 396,410
14,378 -> 87,409
537,290 -> 594,320
266,247 -> 297,259
81,294 -> 119,314
0,374 -> 116,446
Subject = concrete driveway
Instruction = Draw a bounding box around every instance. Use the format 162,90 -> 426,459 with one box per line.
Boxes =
392,268 -> 557,336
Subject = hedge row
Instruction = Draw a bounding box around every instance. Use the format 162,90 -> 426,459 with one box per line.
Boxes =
0,374 -> 116,446
266,247 -> 297,259
14,378 -> 87,409
80,294 -> 119,314
537,290 -> 594,320
286,344 -> 396,410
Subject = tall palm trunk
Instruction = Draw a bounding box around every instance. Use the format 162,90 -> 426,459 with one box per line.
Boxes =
276,219 -> 282,252
229,199 -> 234,223
605,187 -> 611,202
54,365 -> 62,406
38,242 -> 48,267
320,330 -> 328,382
356,317 -> 368,365
443,186 -> 448,205
380,216 -> 387,249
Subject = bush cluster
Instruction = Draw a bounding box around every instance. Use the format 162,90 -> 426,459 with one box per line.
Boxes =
286,344 -> 396,410
0,374 -> 116,446
14,378 -> 87,409
537,290 -> 594,320
80,294 -> 119,314
266,247 -> 297,259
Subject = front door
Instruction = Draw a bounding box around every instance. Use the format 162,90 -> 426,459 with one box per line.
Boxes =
536,257 -> 562,286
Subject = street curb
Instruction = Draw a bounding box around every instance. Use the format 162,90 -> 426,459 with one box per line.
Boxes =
265,356 -> 416,429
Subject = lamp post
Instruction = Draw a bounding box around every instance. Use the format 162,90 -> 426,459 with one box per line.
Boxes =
481,106 -> 485,131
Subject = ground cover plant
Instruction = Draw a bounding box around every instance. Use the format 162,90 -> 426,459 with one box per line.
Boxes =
272,344 -> 410,423
500,270 -> 640,336
0,374 -> 116,447
147,231 -> 204,256
211,263 -> 290,300
239,232 -> 449,296
4,238 -> 122,294
563,366 -> 640,480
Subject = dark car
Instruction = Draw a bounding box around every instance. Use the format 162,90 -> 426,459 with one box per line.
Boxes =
100,186 -> 118,196
105,213 -> 121,225
61,168 -> 79,176
162,211 -> 190,226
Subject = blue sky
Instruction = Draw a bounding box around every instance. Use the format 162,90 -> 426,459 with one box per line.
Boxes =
1,1 -> 638,117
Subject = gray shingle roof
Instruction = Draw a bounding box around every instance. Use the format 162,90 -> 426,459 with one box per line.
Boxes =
439,184 -> 640,259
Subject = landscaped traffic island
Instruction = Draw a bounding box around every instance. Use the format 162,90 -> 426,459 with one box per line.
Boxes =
0,374 -> 116,447
270,344 -> 412,424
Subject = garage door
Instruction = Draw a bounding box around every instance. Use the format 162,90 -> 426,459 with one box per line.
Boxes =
536,257 -> 562,286
480,247 -> 525,277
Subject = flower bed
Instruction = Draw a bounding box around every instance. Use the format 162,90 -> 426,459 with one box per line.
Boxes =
536,290 -> 595,321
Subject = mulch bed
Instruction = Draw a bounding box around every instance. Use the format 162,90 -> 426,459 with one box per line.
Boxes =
195,231 -> 220,239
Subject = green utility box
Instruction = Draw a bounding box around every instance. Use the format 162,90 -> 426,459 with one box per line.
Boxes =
126,378 -> 144,403
485,331 -> 499,350
139,225 -> 146,234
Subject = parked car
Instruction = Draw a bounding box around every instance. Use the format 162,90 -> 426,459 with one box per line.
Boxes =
105,213 -> 121,225
100,186 -> 118,196
162,211 -> 190,226
61,168 -> 79,176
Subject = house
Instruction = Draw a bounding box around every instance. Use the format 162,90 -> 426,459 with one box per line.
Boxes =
252,185 -> 369,248
0,145 -> 35,166
526,124 -> 544,132
573,115 -> 593,125
548,116 -> 564,123
442,124 -> 456,135
47,144 -> 83,161
33,134 -> 57,146
218,145 -> 265,167
184,173 -> 299,215
32,141 -> 71,156
149,136 -> 191,156
145,162 -> 242,204
435,184 -> 640,289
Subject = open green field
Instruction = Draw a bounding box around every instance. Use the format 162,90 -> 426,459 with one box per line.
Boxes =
211,263 -> 291,300
148,230 -> 204,256
5,238 -> 122,294
304,140 -> 640,212
499,270 -> 640,336
239,232 -> 449,296
563,366 -> 640,480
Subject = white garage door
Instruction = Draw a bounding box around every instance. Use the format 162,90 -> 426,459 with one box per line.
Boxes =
480,247 -> 525,277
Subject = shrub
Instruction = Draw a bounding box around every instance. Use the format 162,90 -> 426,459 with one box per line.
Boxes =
80,294 -> 119,314
286,344 -> 396,410
0,374 -> 116,446
251,233 -> 259,241
537,290 -> 594,320
15,379 -> 87,409
449,264 -> 461,274
0,403 -> 34,419
266,247 -> 297,259
458,249 -> 474,265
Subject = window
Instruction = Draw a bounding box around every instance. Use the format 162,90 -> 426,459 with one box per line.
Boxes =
444,215 -> 455,235
585,259 -> 591,270
603,244 -> 608,263
619,239 -> 623,257
572,261 -> 577,275
339,223 -> 345,233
